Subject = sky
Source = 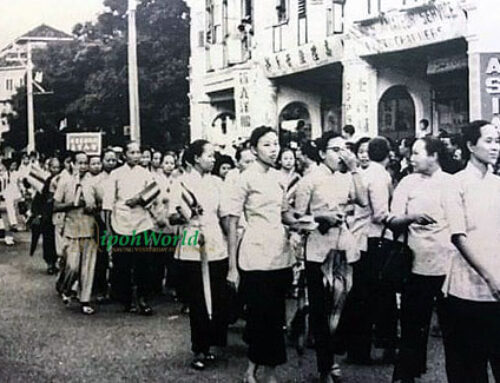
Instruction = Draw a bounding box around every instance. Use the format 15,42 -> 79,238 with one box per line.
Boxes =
0,0 -> 106,49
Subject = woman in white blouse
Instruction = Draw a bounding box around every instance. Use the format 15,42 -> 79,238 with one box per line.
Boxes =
388,136 -> 456,383
226,126 -> 295,383
176,140 -> 229,371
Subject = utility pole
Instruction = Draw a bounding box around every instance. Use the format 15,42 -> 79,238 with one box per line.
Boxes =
26,41 -> 35,153
128,0 -> 141,144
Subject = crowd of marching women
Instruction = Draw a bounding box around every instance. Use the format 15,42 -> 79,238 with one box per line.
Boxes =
1,119 -> 499,383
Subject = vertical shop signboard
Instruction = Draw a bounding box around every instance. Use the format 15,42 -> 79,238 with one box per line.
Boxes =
235,70 -> 251,135
481,53 -> 500,127
343,67 -> 372,134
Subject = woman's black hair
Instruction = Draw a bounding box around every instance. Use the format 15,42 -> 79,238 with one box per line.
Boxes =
276,146 -> 296,168
368,136 -> 391,162
354,137 -> 371,156
186,139 -> 210,166
163,150 -> 178,162
213,154 -> 235,177
418,136 -> 447,168
249,126 -> 277,148
300,140 -> 321,163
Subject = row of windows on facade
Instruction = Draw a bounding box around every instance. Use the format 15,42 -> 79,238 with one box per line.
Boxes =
202,0 -> 427,52
2,78 -> 23,92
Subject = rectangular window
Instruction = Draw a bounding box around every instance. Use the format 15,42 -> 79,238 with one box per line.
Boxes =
6,79 -> 13,91
206,0 -> 221,45
298,0 -> 307,45
367,0 -> 381,15
242,0 -> 253,20
298,0 -> 306,18
276,0 -> 288,23
327,1 -> 344,35
198,31 -> 205,47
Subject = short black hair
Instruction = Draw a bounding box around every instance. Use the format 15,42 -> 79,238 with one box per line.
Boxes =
72,151 -> 88,162
125,140 -> 140,153
249,126 -> 277,148
317,130 -> 341,152
235,143 -> 251,162
354,137 -> 371,156
213,154 -> 235,177
419,136 -> 447,166
368,136 -> 390,162
342,125 -> 355,136
152,150 -> 163,161
419,119 -> 430,128
462,120 -> 491,147
300,140 -> 321,163
163,151 -> 177,162
277,147 -> 296,165
186,139 -> 210,165
401,137 -> 416,149
102,147 -> 116,160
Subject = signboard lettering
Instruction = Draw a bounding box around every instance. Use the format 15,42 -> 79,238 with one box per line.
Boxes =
481,54 -> 500,124
66,133 -> 102,155
263,36 -> 343,78
353,1 -> 466,54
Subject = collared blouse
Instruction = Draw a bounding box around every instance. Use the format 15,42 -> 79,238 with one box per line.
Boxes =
175,170 -> 228,262
102,163 -> 155,236
294,163 -> 359,264
391,169 -> 457,276
54,173 -> 95,239
224,161 -> 292,271
445,162 -> 500,302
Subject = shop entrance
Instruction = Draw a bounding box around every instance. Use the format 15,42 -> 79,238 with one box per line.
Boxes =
378,85 -> 415,142
278,102 -> 311,145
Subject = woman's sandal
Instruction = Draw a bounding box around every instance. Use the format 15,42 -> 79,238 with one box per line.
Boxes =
204,352 -> 216,362
190,354 -> 205,370
81,304 -> 95,315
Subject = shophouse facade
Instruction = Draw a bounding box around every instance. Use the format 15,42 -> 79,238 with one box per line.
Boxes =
187,0 -> 500,145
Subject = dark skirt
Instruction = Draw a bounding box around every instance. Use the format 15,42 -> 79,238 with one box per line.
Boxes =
182,258 -> 229,354
241,268 -> 293,367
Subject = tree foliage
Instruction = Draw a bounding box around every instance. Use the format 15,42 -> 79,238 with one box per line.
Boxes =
5,0 -> 190,154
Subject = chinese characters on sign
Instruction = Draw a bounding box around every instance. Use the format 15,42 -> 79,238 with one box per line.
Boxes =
481,54 -> 500,127
343,67 -> 372,134
263,36 -> 343,78
352,1 -> 467,55
66,133 -> 102,155
235,70 -> 251,133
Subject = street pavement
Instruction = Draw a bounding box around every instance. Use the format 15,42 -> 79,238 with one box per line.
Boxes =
0,232 -> 448,382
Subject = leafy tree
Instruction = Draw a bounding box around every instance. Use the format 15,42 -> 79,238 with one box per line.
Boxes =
4,0 -> 190,154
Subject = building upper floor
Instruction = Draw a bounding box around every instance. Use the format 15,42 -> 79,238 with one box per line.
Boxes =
186,0 -> 489,79
0,66 -> 25,102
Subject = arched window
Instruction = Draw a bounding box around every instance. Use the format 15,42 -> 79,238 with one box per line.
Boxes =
279,102 -> 311,144
210,112 -> 235,146
378,86 -> 415,142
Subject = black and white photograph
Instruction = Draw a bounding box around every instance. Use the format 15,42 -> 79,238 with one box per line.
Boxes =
0,0 -> 499,382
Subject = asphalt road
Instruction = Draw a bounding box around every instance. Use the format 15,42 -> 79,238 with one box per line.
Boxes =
0,233 -> 448,382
